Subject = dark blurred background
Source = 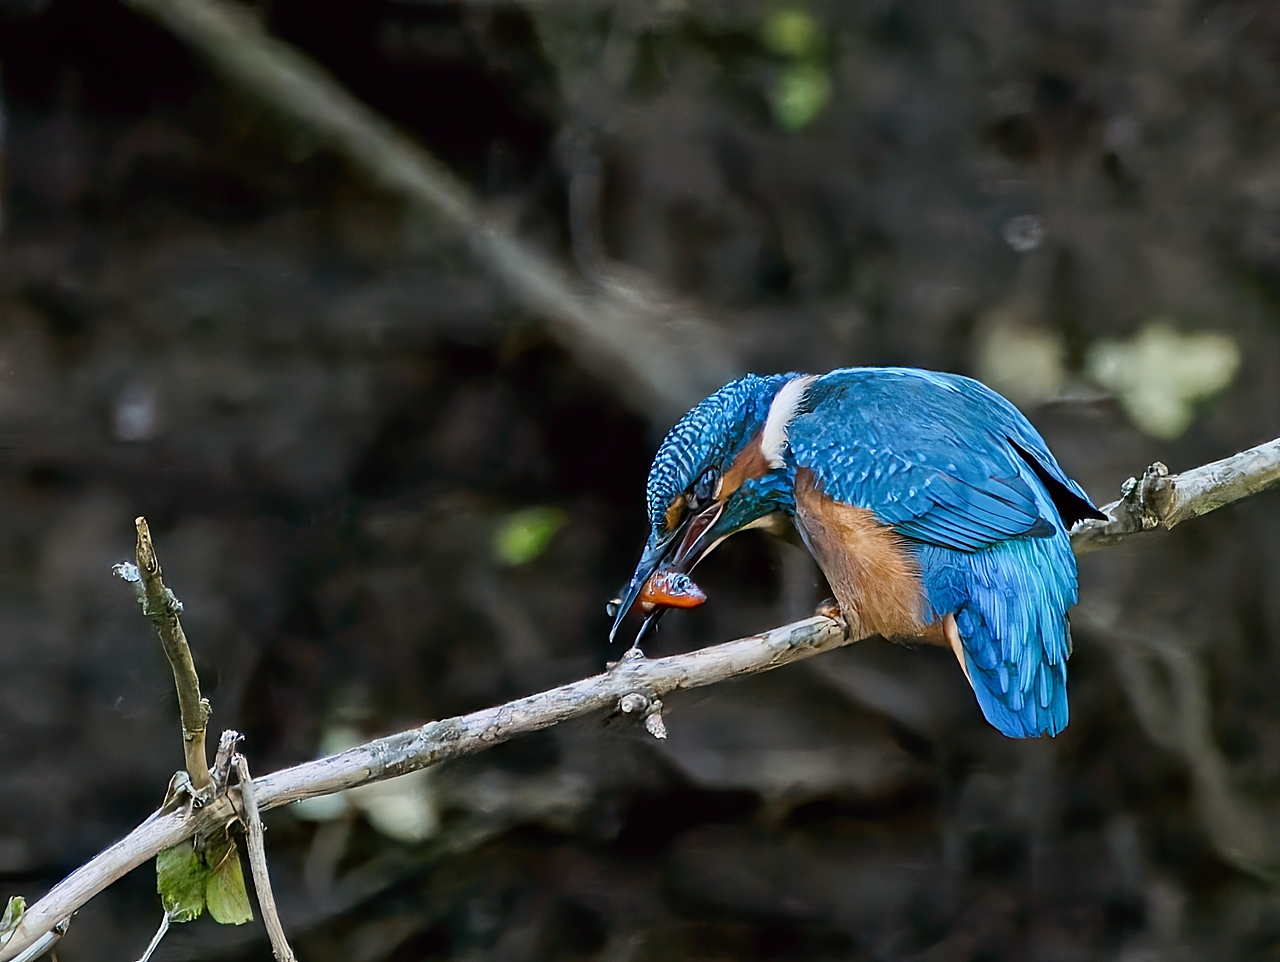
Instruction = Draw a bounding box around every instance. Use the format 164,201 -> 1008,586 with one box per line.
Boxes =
1,0 -> 1280,958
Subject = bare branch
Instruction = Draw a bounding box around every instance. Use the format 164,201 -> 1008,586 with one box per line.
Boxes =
3,437 -> 1280,960
1071,437 -> 1280,554
122,0 -> 737,418
232,755 -> 297,962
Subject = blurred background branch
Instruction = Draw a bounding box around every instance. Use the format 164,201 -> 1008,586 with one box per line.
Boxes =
124,0 -> 737,421
1091,618 -> 1280,882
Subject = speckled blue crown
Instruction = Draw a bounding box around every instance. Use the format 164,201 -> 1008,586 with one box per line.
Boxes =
645,374 -> 790,532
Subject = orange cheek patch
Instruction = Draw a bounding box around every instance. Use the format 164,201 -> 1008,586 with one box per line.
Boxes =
720,434 -> 770,499
638,570 -> 707,611
665,498 -> 686,532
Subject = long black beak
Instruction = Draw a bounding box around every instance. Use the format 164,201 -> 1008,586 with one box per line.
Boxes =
608,536 -> 671,644
608,502 -> 725,645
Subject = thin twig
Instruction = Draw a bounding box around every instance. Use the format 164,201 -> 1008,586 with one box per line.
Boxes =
122,0 -> 737,418
134,913 -> 170,962
2,438 -> 1280,961
232,755 -> 297,962
129,517 -> 212,793
6,918 -> 67,962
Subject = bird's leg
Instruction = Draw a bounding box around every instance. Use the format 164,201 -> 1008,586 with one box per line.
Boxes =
815,597 -> 852,639
625,611 -> 663,657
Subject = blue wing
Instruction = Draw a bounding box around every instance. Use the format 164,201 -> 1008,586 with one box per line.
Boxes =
788,368 -> 1095,737
788,368 -> 1088,551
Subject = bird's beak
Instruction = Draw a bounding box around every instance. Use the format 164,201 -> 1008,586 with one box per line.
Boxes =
608,501 -> 725,644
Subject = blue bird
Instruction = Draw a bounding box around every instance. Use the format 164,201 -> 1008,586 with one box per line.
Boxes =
609,368 -> 1105,738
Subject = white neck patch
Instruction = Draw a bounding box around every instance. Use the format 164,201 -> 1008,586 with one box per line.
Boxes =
760,374 -> 816,469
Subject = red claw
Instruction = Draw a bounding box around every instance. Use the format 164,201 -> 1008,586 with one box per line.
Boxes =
638,569 -> 708,611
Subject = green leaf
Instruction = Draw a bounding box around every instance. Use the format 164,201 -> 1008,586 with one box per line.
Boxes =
1086,323 -> 1240,439
0,896 -> 25,945
205,838 -> 253,926
769,63 -> 832,131
157,840 -> 205,923
762,8 -> 821,58
493,507 -> 568,566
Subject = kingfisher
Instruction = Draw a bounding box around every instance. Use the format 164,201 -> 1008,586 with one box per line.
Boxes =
609,368 -> 1105,738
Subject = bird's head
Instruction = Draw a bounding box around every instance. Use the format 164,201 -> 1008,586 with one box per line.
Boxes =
609,372 -> 815,643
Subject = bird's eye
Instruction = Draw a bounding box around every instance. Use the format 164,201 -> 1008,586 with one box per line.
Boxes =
690,467 -> 720,509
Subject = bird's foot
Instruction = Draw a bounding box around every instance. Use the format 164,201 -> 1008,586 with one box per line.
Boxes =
815,598 -> 852,639
607,644 -> 648,670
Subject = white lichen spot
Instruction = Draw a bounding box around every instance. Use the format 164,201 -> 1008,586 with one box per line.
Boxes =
113,383 -> 159,442
112,561 -> 140,583
1002,215 -> 1044,253
645,712 -> 668,740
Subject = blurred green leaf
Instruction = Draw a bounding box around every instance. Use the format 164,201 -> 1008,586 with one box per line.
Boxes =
493,507 -> 568,566
763,8 -> 821,57
205,839 -> 253,926
1086,322 -> 1240,439
770,63 -> 832,130
157,840 -> 205,923
975,318 -> 1067,408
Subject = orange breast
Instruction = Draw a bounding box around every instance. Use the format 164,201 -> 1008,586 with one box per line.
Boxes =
794,468 -> 932,642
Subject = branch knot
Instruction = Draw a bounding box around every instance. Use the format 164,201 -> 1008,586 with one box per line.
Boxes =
1125,461 -> 1174,530
618,693 -> 650,714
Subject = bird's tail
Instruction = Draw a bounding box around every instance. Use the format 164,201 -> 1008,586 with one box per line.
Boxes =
961,533 -> 1075,737
924,533 -> 1077,738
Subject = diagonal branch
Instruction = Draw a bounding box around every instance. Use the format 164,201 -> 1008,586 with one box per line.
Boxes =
0,618 -> 846,961
122,0 -> 737,419
1,438 -> 1279,960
